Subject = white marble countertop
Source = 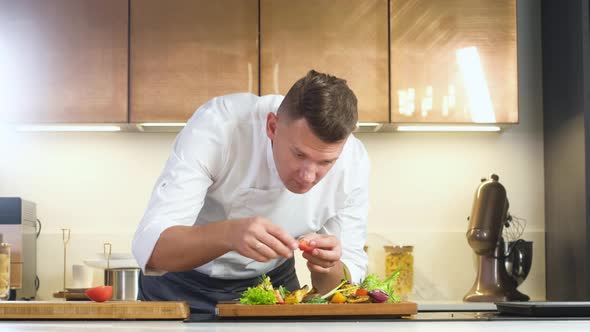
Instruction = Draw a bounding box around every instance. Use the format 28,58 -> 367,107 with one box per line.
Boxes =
1,320 -> 590,332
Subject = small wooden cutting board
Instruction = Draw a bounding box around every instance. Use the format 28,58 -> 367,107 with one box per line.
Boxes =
216,302 -> 417,318
0,301 -> 190,320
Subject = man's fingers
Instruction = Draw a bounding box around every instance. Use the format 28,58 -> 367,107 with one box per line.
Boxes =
266,223 -> 298,250
248,239 -> 289,262
303,247 -> 341,262
308,235 -> 338,250
258,233 -> 293,258
307,261 -> 331,273
302,251 -> 337,268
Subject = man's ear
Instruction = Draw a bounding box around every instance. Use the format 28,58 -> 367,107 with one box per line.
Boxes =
266,112 -> 278,140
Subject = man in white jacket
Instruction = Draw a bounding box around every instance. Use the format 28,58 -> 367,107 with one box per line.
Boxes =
132,70 -> 370,313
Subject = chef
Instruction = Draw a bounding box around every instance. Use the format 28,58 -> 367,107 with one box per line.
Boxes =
132,69 -> 370,313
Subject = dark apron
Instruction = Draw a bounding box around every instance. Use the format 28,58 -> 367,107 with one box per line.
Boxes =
138,258 -> 300,314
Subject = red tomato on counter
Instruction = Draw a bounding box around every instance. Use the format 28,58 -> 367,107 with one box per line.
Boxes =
85,285 -> 113,302
298,239 -> 315,253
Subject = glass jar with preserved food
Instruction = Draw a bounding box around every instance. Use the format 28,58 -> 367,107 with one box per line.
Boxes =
384,245 -> 414,300
0,242 -> 10,301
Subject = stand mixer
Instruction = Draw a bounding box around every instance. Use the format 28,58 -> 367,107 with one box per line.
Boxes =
464,174 -> 531,302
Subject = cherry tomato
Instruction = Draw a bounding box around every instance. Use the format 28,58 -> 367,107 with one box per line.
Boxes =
85,285 -> 113,302
298,239 -> 315,253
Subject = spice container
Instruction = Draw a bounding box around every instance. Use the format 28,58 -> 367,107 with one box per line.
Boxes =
384,245 -> 414,300
0,241 -> 11,301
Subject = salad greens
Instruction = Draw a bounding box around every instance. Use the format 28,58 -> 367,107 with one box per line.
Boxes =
238,270 -> 403,305
239,286 -> 277,305
239,275 -> 279,305
360,270 -> 401,303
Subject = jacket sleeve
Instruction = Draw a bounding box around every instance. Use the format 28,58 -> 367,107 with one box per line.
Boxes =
132,98 -> 229,274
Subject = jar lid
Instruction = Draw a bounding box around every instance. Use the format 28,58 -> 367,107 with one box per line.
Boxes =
384,245 -> 413,254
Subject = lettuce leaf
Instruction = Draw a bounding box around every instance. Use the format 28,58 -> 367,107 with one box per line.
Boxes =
239,286 -> 278,305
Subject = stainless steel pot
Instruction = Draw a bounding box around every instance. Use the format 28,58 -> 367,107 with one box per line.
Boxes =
104,268 -> 140,301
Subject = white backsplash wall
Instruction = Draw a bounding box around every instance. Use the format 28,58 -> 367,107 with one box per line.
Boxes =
0,0 -> 543,301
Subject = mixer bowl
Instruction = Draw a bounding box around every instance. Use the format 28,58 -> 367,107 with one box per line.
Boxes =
505,240 -> 533,286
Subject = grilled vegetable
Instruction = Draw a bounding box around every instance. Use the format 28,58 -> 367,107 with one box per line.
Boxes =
346,295 -> 370,303
339,283 -> 358,296
284,285 -> 310,304
330,292 -> 347,304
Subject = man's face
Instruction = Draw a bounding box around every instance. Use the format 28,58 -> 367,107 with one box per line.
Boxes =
266,112 -> 347,194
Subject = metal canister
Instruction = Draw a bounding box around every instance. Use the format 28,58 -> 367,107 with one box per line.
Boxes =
104,268 -> 140,301
384,245 -> 414,300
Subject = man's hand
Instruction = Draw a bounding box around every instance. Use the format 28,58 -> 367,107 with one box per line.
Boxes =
299,234 -> 342,274
228,216 -> 299,262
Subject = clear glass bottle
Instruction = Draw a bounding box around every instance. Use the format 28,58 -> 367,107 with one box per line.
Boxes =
0,242 -> 10,300
384,245 -> 414,301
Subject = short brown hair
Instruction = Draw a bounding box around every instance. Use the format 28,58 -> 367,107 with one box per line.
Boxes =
278,70 -> 358,142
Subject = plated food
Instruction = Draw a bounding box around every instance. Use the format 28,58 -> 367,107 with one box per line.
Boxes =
239,271 -> 400,305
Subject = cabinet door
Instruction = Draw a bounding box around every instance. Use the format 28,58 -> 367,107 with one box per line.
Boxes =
390,0 -> 517,124
130,0 -> 258,123
260,0 -> 389,123
0,0 -> 128,123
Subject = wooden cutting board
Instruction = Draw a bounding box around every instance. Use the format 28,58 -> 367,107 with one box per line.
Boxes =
216,301 -> 417,317
0,301 -> 190,320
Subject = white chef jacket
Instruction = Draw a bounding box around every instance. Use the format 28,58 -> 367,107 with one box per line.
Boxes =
132,93 -> 370,283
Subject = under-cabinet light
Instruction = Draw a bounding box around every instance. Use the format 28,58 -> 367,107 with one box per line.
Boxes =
139,123 -> 187,127
356,122 -> 380,127
397,125 -> 501,132
16,125 -> 121,132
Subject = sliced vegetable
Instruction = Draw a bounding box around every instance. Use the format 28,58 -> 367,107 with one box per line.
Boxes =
85,285 -> 113,303
330,292 -> 346,304
368,289 -> 389,303
346,295 -> 370,303
278,285 -> 288,299
320,280 -> 347,300
274,289 -> 285,304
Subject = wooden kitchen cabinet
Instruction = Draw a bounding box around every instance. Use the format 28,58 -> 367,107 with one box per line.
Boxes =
260,0 -> 389,123
390,0 -> 517,124
0,0 -> 128,123
130,0 -> 258,123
